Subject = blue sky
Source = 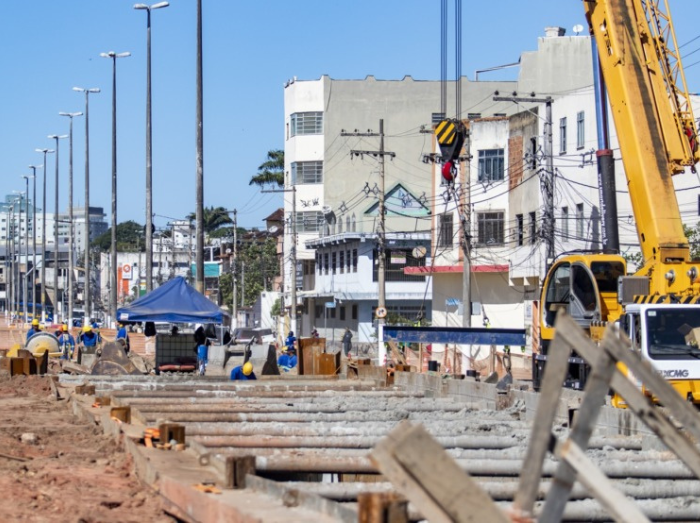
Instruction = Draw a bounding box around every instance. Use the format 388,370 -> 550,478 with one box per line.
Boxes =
2,1 -> 699,232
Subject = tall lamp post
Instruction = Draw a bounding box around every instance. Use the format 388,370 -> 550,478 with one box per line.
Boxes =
48,134 -> 67,322
73,87 -> 100,322
100,51 -> 130,324
22,176 -> 33,322
28,165 -> 40,318
58,112 -> 82,327
13,192 -> 25,321
35,149 -> 55,322
134,1 -> 169,293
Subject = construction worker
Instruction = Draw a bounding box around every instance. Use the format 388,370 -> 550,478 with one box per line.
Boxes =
230,361 -> 256,381
196,341 -> 208,376
285,331 -> 296,351
57,324 -> 75,360
277,347 -> 297,372
116,322 -> 130,353
26,318 -> 42,341
78,325 -> 101,352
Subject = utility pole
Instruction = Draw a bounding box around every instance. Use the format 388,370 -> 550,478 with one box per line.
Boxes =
343,120 -> 396,324
240,261 -> 245,308
461,124 -> 471,327
493,95 -> 554,266
262,186 -> 298,335
232,209 -> 237,330
194,0 -> 204,295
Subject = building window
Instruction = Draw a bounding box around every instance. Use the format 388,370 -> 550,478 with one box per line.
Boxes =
352,304 -> 358,320
315,305 -> 323,319
290,111 -> 323,136
477,149 -> 505,182
562,206 -> 569,239
529,211 -> 537,245
576,203 -> 584,238
576,111 -> 585,149
438,213 -> 453,248
352,249 -> 358,272
477,211 -> 504,245
330,307 -> 336,319
295,211 -> 324,233
559,117 -> 567,154
516,214 -> 524,246
340,306 -> 346,321
331,252 -> 337,274
530,137 -> 538,169
291,161 -> 323,184
339,250 -> 345,274
323,253 -> 329,275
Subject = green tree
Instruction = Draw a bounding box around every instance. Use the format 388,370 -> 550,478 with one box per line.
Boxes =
219,236 -> 279,308
249,149 -> 284,187
92,221 -> 145,252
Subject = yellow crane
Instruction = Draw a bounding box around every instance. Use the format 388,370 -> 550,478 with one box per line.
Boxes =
537,0 -> 700,405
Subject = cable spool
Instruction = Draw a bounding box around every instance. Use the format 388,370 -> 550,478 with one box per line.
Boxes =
375,307 -> 387,319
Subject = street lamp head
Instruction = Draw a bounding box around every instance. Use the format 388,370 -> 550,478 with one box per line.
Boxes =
22,175 -> 34,180
134,2 -> 168,10
35,149 -> 55,154
47,134 -> 68,140
101,51 -> 131,59
59,111 -> 83,118
73,87 -> 100,94
28,164 -> 42,170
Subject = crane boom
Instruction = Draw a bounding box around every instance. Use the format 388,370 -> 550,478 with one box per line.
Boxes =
584,0 -> 698,278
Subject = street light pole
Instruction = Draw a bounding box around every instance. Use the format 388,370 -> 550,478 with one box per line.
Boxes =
48,134 -> 67,323
195,0 -> 204,294
28,165 -> 40,319
35,149 -> 55,322
59,112 -> 82,327
134,1 -> 169,293
73,86 -> 100,323
101,51 -> 130,324
22,176 -> 33,323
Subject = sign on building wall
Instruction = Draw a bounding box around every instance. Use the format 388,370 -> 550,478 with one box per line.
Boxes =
122,263 -> 132,280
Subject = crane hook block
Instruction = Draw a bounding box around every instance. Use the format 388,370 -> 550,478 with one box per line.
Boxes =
435,118 -> 466,162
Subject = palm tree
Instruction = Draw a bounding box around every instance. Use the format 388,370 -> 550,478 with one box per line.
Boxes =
187,206 -> 232,234
249,149 -> 284,187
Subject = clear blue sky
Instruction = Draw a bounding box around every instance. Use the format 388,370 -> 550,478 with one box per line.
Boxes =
2,1 -> 699,231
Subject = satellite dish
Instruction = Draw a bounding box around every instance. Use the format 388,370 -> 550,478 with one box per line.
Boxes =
268,225 -> 279,234
412,246 -> 427,259
573,24 -> 584,35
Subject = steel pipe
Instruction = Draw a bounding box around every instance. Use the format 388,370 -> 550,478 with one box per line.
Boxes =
250,455 -> 697,478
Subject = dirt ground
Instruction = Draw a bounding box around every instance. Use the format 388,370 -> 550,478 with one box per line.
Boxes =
0,374 -> 175,523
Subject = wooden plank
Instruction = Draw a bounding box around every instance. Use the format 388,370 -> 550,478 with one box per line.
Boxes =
561,318 -> 700,479
370,421 -> 508,523
358,492 -> 408,523
512,318 -> 572,517
556,438 -> 650,523
601,327 -> 700,443
540,317 -> 617,523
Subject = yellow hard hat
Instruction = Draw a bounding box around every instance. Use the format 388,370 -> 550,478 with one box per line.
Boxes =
83,325 -> 92,333
31,318 -> 40,326
242,362 -> 253,376
61,324 -> 68,332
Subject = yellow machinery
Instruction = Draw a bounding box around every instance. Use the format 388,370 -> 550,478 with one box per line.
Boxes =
536,0 -> 700,404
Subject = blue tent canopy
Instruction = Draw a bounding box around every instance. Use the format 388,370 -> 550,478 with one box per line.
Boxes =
117,276 -> 228,324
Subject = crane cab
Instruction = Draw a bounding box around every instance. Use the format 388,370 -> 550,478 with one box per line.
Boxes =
534,253 -> 626,390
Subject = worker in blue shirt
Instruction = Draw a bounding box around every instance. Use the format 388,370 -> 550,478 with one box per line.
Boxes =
285,331 -> 296,351
78,325 -> 101,351
230,361 -> 256,380
26,318 -> 42,341
277,347 -> 297,372
57,324 -> 76,360
197,342 -> 208,376
116,322 -> 130,353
